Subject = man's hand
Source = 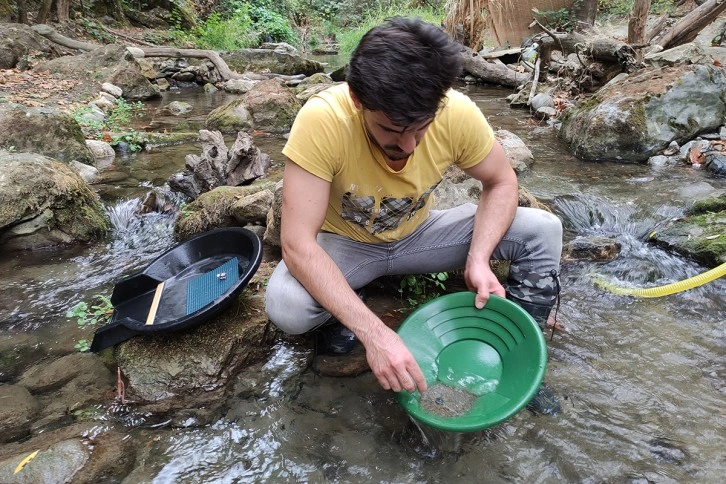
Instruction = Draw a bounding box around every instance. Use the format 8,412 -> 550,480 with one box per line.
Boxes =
362,326 -> 428,393
465,255 -> 505,309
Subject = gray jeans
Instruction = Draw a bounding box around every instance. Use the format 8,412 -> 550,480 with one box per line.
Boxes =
265,204 -> 563,334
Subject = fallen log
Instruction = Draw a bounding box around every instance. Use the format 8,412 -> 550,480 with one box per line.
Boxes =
459,46 -> 530,87
31,25 -> 242,82
31,24 -> 99,51
139,47 -> 244,81
657,0 -> 726,49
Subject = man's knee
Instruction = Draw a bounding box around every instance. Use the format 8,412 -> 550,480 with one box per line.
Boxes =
519,207 -> 563,254
538,210 -> 563,243
264,273 -> 322,335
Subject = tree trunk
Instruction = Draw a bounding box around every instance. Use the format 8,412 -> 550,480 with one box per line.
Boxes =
16,0 -> 29,24
459,46 -> 530,87
36,0 -> 53,24
32,24 -> 100,51
628,0 -> 651,62
56,0 -> 70,22
107,0 -> 126,23
140,48 -> 245,81
573,0 -> 599,31
657,0 -> 726,49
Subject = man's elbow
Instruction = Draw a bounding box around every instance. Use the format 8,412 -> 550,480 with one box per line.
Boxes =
280,234 -> 314,269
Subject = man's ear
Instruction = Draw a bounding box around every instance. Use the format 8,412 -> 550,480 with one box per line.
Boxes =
348,87 -> 362,109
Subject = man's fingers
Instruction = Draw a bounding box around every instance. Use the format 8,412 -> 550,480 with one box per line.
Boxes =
475,288 -> 489,309
407,363 -> 427,393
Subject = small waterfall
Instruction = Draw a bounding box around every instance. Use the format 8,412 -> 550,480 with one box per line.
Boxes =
554,193 -> 720,300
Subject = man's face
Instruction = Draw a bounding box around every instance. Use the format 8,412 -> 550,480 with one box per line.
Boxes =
360,109 -> 434,162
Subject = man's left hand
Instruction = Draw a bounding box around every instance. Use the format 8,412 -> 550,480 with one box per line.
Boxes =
464,257 -> 505,309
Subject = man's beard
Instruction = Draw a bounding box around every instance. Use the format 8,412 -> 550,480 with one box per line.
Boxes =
383,146 -> 411,161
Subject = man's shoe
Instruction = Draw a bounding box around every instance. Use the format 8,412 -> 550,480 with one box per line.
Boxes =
507,295 -> 555,330
316,321 -> 358,355
526,384 -> 562,416
315,288 -> 366,355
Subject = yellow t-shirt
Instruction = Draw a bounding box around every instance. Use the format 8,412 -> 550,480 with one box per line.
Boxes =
282,83 -> 495,243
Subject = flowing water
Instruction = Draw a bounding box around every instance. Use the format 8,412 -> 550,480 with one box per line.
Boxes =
1,81 -> 725,483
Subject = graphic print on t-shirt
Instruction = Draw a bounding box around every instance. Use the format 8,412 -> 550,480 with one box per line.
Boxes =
341,181 -> 440,235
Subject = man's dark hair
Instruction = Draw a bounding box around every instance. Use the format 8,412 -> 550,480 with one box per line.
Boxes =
347,16 -> 462,126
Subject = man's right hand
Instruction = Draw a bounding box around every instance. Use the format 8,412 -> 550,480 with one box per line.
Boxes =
362,325 -> 428,393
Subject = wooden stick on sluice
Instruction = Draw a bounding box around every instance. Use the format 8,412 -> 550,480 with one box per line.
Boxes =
145,282 -> 165,325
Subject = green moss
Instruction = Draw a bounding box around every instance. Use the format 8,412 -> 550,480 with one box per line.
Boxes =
688,193 -> 726,215
628,101 -> 647,134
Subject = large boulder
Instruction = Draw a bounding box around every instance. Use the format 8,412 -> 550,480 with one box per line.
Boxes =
205,99 -> 255,134
173,182 -> 275,240
206,79 -> 301,134
0,384 -> 40,444
221,47 -> 324,77
650,193 -> 726,267
560,64 -> 726,162
0,152 -> 109,250
35,44 -> 161,101
242,78 -> 301,133
0,23 -> 62,69
0,104 -> 95,165
114,291 -> 277,414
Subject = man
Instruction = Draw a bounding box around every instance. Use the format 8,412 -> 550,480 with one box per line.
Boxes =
265,17 -> 562,395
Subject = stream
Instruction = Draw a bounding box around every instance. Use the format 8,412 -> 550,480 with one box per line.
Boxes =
1,81 -> 725,483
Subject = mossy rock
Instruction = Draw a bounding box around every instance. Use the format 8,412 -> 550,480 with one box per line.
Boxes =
651,195 -> 726,267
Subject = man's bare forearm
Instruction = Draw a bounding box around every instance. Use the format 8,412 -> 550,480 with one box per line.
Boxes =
467,181 -> 518,264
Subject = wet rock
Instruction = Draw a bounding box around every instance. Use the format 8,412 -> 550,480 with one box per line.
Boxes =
648,436 -> 689,465
534,106 -> 557,120
644,42 -> 710,67
297,72 -> 333,86
18,353 -> 115,427
164,100 -> 193,116
330,64 -> 348,82
100,82 -> 123,98
70,160 -> 99,183
564,235 -> 621,262
650,193 -> 726,266
0,384 -> 40,443
219,78 -> 258,94
0,152 -> 109,251
530,92 -> 554,111
85,139 -> 115,166
647,154 -> 678,168
497,129 -> 534,172
263,180 -> 284,247
0,439 -> 89,482
296,83 -> 336,103
260,42 -> 299,55
19,353 -> 113,394
0,332 -> 46,383
313,344 -> 369,377
114,293 -> 277,411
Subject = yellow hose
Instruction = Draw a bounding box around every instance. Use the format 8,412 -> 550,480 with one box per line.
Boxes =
593,262 -> 726,297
